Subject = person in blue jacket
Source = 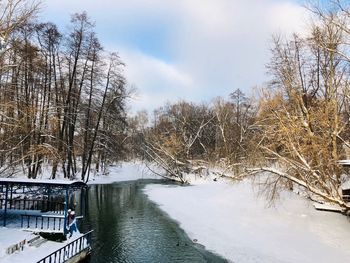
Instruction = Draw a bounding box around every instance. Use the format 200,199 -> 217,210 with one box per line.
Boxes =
67,210 -> 78,238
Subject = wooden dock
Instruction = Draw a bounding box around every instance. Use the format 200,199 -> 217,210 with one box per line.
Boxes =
313,203 -> 343,213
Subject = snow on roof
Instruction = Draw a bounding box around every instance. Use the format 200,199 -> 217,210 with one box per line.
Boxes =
338,159 -> 350,166
0,178 -> 86,188
313,203 -> 343,213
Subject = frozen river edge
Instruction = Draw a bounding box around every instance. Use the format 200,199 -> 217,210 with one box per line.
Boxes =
3,161 -> 350,263
143,175 -> 350,263
82,161 -> 350,262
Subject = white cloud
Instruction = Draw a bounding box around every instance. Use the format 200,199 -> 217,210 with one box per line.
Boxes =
171,0 -> 307,98
115,46 -> 194,113
42,0 -> 308,113
266,2 -> 308,34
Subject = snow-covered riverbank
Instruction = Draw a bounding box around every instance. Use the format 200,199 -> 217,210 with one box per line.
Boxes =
3,162 -> 350,262
86,161 -> 161,184
144,176 -> 350,263
1,161 -> 160,185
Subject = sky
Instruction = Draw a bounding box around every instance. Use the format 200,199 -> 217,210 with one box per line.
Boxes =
41,0 -> 308,114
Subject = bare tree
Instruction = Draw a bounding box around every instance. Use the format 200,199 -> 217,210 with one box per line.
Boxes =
212,91 -> 257,171
0,9 -> 129,180
143,101 -> 216,183
249,4 -> 350,210
0,0 -> 39,57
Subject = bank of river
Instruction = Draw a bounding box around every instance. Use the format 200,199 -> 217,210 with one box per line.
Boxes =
81,179 -> 228,263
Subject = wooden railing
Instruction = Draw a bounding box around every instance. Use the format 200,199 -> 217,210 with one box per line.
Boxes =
21,214 -> 65,231
37,230 -> 93,263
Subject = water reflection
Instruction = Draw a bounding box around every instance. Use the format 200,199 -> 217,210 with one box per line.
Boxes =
81,180 -> 228,263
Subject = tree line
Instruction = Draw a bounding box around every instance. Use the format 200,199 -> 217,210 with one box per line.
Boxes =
0,1 -> 128,181
129,1 -> 350,211
2,1 -> 350,211
127,90 -> 256,183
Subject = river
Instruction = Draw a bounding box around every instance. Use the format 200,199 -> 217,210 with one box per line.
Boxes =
81,179 -> 228,263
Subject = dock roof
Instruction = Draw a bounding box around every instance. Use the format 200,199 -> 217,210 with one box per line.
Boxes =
0,178 -> 87,189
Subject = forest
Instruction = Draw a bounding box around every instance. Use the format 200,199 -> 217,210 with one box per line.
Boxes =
0,1 -> 128,182
2,0 -> 350,211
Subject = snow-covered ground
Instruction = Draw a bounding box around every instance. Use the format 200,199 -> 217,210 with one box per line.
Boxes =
144,176 -> 350,263
0,161 -> 160,185
87,161 -> 161,184
0,228 -> 34,259
0,230 -> 84,263
3,162 -> 350,262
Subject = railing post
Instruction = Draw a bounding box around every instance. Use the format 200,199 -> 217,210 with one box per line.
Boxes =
80,189 -> 84,217
3,183 -> 8,226
70,242 -> 73,257
63,187 -> 69,235
47,186 -> 51,212
36,231 -> 93,263
9,184 -> 13,209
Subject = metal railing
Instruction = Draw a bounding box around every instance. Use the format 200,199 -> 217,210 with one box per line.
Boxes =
37,230 -> 93,263
21,214 -> 65,231
0,198 -> 65,213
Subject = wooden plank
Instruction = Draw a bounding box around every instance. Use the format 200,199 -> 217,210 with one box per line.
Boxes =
313,203 -> 343,213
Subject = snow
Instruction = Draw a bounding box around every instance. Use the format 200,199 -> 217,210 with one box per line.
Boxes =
0,162 -> 158,262
0,228 -> 34,258
2,241 -> 62,263
0,177 -> 84,185
0,232 -> 84,263
0,161 -> 160,185
313,203 -> 343,212
87,161 -> 161,184
338,159 -> 350,166
0,162 -> 154,263
3,161 -> 350,262
144,177 -> 350,263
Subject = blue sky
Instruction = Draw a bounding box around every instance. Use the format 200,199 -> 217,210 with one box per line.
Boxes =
41,0 -> 307,114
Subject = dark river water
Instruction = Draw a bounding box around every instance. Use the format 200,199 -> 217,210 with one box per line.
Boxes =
81,180 -> 228,263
